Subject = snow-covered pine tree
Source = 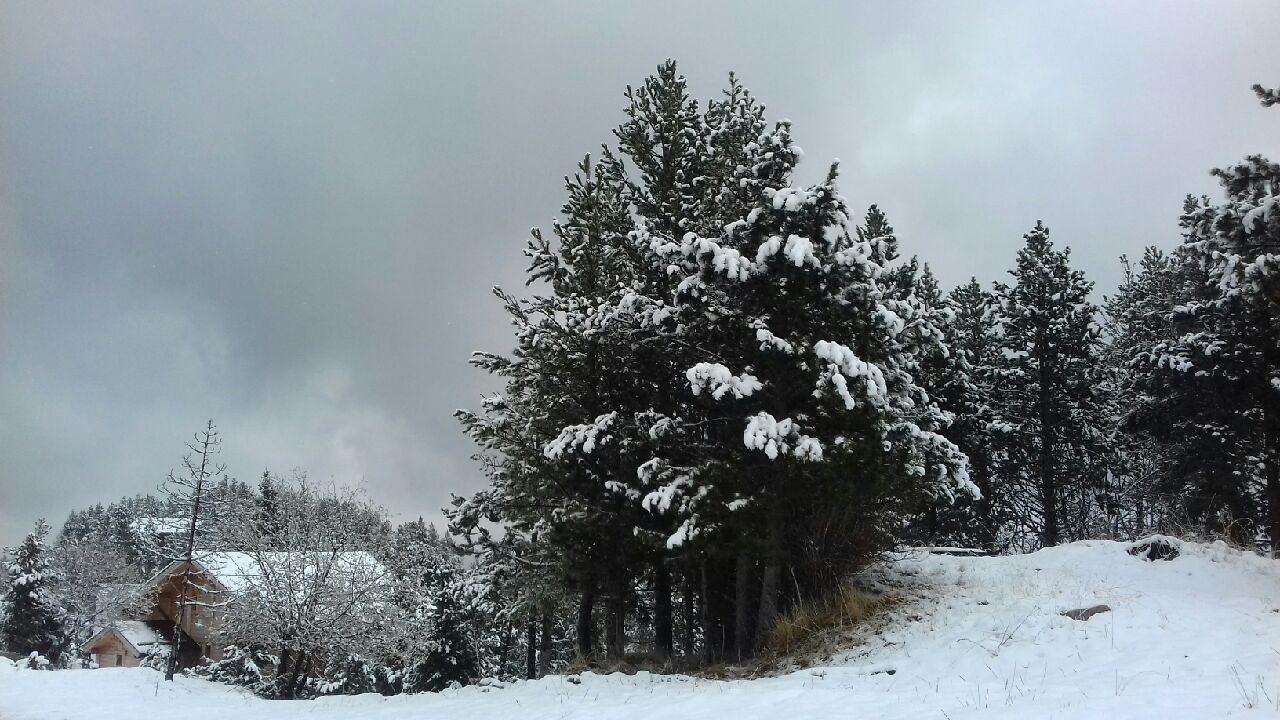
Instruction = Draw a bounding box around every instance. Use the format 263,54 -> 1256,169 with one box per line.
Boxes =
615,65 -> 782,661
1,520 -> 65,663
1102,249 -> 1182,537
460,62 -> 976,664
946,279 -> 1004,549
458,63 -> 728,661
58,495 -> 160,575
387,517 -> 500,687
638,136 -> 975,652
1129,226 -> 1265,542
446,527 -> 572,680
992,223 -> 1108,549
906,273 -> 1002,549
402,549 -> 482,692
1254,83 -> 1279,107
1131,90 -> 1280,548
457,148 -> 667,660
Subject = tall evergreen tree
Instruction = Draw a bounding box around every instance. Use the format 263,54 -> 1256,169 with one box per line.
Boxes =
457,63 -> 976,664
992,222 -> 1108,548
1103,249 -> 1182,537
911,277 -> 1002,549
1130,92 -> 1280,547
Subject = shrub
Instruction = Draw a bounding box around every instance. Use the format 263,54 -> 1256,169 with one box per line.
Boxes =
313,653 -> 402,696
187,645 -> 275,693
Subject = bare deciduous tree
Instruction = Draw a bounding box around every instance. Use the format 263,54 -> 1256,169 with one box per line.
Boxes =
160,420 -> 226,681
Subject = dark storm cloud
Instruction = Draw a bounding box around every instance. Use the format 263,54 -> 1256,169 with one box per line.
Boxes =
2,0 -> 1278,545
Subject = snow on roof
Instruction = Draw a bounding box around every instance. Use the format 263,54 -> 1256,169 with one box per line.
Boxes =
192,551 -> 259,594
83,620 -> 173,655
115,620 -> 166,650
147,551 -> 389,595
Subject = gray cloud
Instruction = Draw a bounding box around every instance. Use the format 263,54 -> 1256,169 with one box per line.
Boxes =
3,0 -> 1278,545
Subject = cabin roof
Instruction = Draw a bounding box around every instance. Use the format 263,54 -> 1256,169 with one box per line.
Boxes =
142,551 -> 386,596
81,620 -> 174,655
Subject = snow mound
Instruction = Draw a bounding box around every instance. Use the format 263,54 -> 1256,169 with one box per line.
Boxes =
3,538 -> 1279,719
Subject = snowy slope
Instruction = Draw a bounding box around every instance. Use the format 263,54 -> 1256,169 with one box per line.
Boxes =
4,538 -> 1278,719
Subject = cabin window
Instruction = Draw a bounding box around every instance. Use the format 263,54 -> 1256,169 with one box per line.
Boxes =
115,654 -> 122,666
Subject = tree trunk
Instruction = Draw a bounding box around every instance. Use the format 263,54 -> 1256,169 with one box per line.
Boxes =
537,611 -> 553,677
733,552 -> 753,660
1135,489 -> 1146,538
709,557 -> 736,663
576,581 -> 595,659
974,448 -> 995,551
700,558 -> 716,664
754,506 -> 784,653
289,651 -> 309,699
1038,358 -> 1059,547
605,573 -> 627,660
654,561 -> 673,659
1267,408 -> 1280,558
525,612 -> 537,679
276,645 -> 291,696
682,567 -> 696,656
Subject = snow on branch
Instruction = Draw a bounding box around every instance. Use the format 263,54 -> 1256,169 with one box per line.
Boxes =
543,412 -> 618,459
754,327 -> 795,354
755,234 -> 820,268
813,340 -> 888,409
743,412 -> 824,461
686,363 -> 763,400
681,232 -> 755,280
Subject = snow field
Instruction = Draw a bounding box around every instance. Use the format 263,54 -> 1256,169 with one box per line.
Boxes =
3,537 -> 1278,719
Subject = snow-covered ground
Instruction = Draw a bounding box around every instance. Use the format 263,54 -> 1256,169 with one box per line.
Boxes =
4,537 -> 1279,719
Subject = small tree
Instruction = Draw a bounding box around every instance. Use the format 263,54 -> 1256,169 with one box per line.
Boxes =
48,539 -> 148,654
1,520 -> 65,663
403,557 -> 481,692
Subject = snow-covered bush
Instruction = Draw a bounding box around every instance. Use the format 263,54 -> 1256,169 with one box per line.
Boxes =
20,652 -> 51,670
187,645 -> 274,693
312,653 -> 401,697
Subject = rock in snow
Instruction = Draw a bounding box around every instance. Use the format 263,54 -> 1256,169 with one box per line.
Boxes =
1061,604 -> 1112,621
1127,536 -> 1182,561
3,538 -> 1279,719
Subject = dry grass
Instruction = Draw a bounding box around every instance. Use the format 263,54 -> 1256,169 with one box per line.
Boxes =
564,586 -> 899,679
760,586 -> 896,665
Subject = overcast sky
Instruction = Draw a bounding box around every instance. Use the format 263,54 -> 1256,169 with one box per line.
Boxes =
2,1 -> 1278,547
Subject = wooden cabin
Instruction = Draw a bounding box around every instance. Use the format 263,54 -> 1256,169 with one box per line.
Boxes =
81,551 -> 386,671
81,620 -> 189,667
82,554 -> 248,669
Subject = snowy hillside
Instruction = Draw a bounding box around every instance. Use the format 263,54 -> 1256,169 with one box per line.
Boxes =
4,537 -> 1278,719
